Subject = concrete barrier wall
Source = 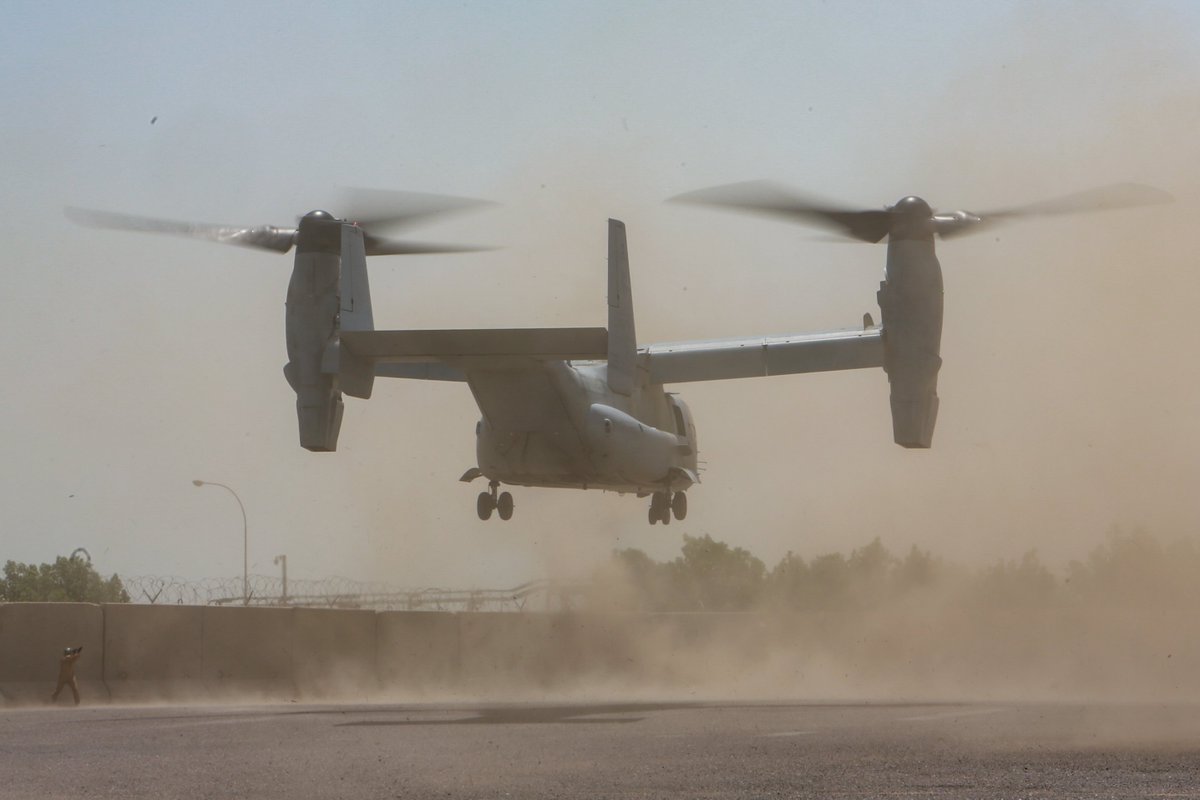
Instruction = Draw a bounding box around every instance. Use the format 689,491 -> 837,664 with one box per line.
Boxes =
103,604 -> 204,701
545,613 -> 641,681
9,602 -> 1200,705
1,603 -> 788,706
376,611 -> 459,693
200,606 -> 294,698
458,612 -> 546,689
292,608 -> 376,698
630,613 -> 774,687
0,603 -> 105,705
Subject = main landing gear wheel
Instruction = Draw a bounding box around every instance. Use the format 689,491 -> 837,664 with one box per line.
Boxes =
476,491 -> 495,521
497,491 -> 514,521
648,491 -> 688,525
671,491 -> 687,521
648,492 -> 671,525
477,481 -> 513,521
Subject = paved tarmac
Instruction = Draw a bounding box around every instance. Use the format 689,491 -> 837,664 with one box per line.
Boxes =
4,699 -> 1200,798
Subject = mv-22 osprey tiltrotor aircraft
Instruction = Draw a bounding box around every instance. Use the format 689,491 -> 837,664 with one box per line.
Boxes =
69,182 -> 1167,524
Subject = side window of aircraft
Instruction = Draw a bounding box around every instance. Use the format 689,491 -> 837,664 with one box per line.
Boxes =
672,404 -> 687,437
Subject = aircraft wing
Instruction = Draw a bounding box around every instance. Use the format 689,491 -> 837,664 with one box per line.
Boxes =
340,327 -> 608,383
643,326 -> 883,384
373,363 -> 467,382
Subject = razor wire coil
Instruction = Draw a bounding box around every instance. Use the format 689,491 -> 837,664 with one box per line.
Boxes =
117,574 -> 581,612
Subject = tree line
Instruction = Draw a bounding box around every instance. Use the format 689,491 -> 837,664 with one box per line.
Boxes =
5,528 -> 1196,612
594,529 -> 1200,614
1,556 -> 129,603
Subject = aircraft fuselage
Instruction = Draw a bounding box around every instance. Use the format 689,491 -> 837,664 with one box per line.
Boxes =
470,360 -> 697,495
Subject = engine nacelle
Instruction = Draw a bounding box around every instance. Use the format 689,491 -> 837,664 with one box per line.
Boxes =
284,243 -> 342,451
286,373 -> 344,453
878,237 -> 943,448
283,216 -> 374,452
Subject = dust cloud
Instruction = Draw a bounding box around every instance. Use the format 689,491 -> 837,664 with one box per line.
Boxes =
79,5 -> 1194,711
202,528 -> 1200,707
548,529 -> 1200,704
342,5 -> 1200,707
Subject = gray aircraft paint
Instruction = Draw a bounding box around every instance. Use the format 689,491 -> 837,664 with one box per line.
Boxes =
283,214 -> 346,452
878,201 -> 944,449
606,219 -> 638,396
76,184 -> 1166,521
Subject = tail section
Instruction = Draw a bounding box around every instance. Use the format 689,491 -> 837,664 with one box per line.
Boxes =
607,219 -> 637,395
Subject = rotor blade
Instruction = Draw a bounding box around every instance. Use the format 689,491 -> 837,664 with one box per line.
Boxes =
670,181 -> 891,243
973,183 -> 1173,221
363,234 -> 494,257
935,183 -> 1174,239
65,207 -> 296,253
337,188 -> 494,231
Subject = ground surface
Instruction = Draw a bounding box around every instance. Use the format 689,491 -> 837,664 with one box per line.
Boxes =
4,700 -> 1200,798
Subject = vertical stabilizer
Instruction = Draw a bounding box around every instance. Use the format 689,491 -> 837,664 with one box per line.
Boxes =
607,219 -> 636,395
331,224 -> 375,399
339,225 -> 374,332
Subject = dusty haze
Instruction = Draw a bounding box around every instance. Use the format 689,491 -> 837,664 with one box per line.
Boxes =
3,2 -> 1199,705
558,529 -> 1200,704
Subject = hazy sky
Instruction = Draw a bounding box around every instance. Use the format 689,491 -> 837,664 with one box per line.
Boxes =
3,1 -> 1199,589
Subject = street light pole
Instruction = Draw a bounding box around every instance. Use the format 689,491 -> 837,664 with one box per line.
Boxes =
274,554 -> 288,605
193,479 -> 248,604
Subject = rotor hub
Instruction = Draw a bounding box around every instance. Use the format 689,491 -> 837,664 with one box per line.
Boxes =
887,196 -> 934,240
297,210 -> 342,253
891,196 -> 932,217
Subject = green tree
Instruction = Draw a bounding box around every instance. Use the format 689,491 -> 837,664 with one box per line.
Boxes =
1,556 -> 129,603
969,550 -> 1055,608
672,534 -> 766,611
806,552 -> 850,610
894,544 -> 939,591
1067,529 -> 1200,608
608,547 -> 680,611
765,550 -> 811,608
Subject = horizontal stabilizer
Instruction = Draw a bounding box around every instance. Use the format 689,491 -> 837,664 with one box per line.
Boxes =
341,327 -> 608,363
645,327 -> 883,384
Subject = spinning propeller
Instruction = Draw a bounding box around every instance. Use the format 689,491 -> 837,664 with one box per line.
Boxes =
65,188 -> 492,256
671,179 -> 1171,450
669,181 -> 1172,242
